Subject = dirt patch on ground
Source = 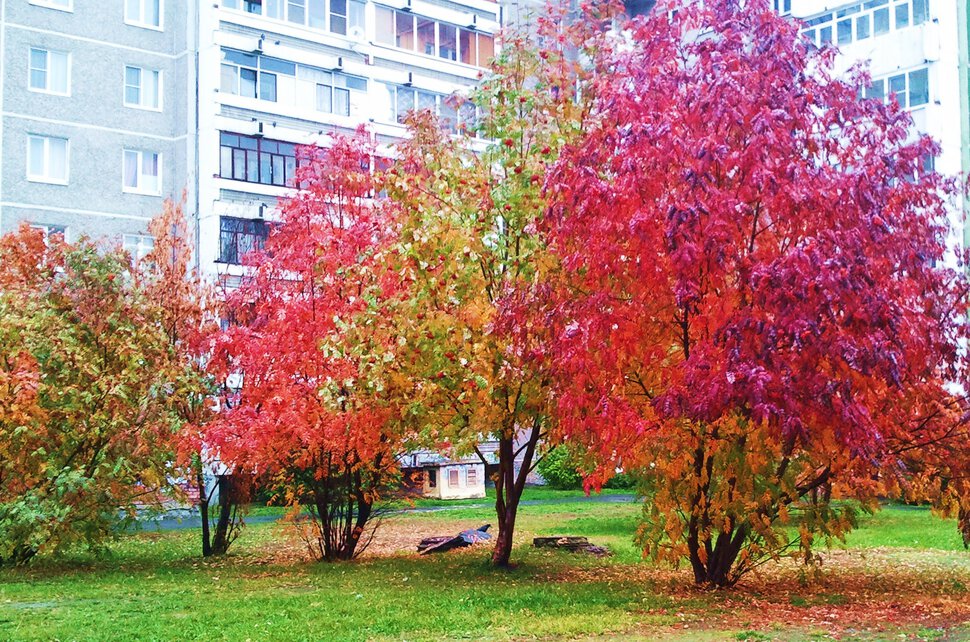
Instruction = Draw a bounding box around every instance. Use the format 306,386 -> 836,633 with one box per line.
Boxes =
359,516 -> 493,558
555,548 -> 970,640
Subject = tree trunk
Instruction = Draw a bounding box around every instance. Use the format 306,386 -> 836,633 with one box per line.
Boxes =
310,471 -> 376,561
490,416 -> 543,568
344,470 -> 373,559
2,545 -> 38,566
491,501 -> 517,567
959,505 -> 969,550
198,469 -> 213,557
687,525 -> 748,587
210,475 -> 235,555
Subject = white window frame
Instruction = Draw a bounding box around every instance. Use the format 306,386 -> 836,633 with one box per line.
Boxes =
864,66 -> 930,109
123,66 -> 163,111
30,224 -> 69,244
122,149 -> 163,195
124,0 -> 163,30
29,0 -> 73,12
801,0 -> 930,48
221,0 -> 365,36
27,135 -> 70,185
28,48 -> 71,96
123,234 -> 155,261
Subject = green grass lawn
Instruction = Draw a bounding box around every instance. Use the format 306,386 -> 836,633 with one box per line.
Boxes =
246,485 -> 598,516
1,498 -> 967,642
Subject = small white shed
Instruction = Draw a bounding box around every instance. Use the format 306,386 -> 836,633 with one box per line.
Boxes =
401,451 -> 486,500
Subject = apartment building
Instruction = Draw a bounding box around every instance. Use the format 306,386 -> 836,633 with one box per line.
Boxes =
779,0 -> 970,247
0,0 -> 195,258
200,0 -> 499,280
0,0 -> 498,273
1,0 -> 965,264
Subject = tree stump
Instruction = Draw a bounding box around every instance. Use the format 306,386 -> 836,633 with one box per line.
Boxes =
533,536 -> 611,556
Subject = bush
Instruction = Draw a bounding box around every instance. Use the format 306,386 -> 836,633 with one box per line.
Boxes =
536,446 -> 583,490
604,472 -> 637,490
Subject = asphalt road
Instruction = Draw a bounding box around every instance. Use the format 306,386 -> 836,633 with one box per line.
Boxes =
131,493 -> 637,532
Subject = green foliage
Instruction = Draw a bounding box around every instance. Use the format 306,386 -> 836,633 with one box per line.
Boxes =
536,446 -> 583,490
604,472 -> 637,490
0,227 -> 185,564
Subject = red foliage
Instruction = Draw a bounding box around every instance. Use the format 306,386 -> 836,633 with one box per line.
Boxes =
205,130 -> 405,560
543,0 -> 970,585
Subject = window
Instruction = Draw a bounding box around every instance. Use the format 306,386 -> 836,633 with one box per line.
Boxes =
895,2 -> 909,27
459,28 -> 494,66
221,49 -> 295,102
31,224 -> 68,244
268,0 -> 285,18
912,0 -> 928,23
873,6 -> 890,34
328,0 -> 345,32
448,469 -> 460,487
864,78 -> 886,101
348,0 -> 365,34
123,234 -> 155,261
388,85 -> 438,124
123,149 -> 162,194
773,0 -> 791,14
27,135 -> 69,184
124,66 -> 161,110
906,68 -> 929,106
222,0 -> 364,34
287,0 -> 306,24
837,17 -> 852,44
466,467 -> 478,485
439,24 -> 457,61
29,48 -> 70,95
427,469 -> 437,489
375,6 -> 394,45
309,0 -> 326,28
417,18 -> 435,55
125,0 -> 162,28
219,216 -> 267,264
374,6 -> 494,66
386,85 -> 476,133
219,132 -> 302,187
300,66 -> 365,116
801,0 -> 928,47
863,67 -> 929,108
29,0 -> 73,11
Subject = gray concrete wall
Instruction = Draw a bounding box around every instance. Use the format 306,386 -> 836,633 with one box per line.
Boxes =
0,1 -> 193,241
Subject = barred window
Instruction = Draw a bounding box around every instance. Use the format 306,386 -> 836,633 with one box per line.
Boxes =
219,216 -> 267,264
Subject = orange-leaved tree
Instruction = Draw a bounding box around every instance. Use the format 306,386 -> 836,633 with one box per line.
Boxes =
0,226 -> 183,564
544,0 -> 970,586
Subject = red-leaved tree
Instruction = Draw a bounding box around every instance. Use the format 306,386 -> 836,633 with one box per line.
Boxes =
544,0 -> 970,586
206,131 -> 406,561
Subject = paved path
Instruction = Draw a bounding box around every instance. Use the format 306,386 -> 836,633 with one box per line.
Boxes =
131,493 -> 636,532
